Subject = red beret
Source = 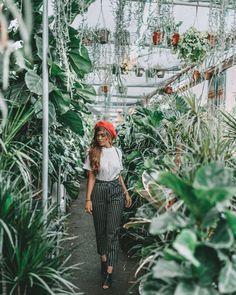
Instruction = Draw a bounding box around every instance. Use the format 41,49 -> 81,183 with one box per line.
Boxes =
95,121 -> 117,139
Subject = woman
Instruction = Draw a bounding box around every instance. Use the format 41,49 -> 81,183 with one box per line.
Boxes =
83,120 -> 132,289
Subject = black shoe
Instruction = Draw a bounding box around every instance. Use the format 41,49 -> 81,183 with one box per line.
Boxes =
102,273 -> 112,289
101,261 -> 107,275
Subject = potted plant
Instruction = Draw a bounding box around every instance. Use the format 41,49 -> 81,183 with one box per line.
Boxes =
146,68 -> 156,78
157,69 -> 165,78
164,85 -> 173,94
192,69 -> 201,81
178,27 -> 209,63
205,70 -> 213,80
207,33 -> 217,47
152,31 -> 162,45
95,28 -> 110,44
100,84 -> 109,94
135,66 -> 145,77
172,32 -> 180,47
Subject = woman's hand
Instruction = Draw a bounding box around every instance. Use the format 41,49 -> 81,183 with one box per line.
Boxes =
125,193 -> 132,208
85,200 -> 93,214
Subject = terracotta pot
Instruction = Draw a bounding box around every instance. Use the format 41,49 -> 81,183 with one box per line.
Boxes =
165,85 -> 173,94
207,33 -> 217,47
152,31 -> 161,45
192,69 -> 201,81
205,71 -> 212,80
101,85 -> 109,93
172,32 -> 180,46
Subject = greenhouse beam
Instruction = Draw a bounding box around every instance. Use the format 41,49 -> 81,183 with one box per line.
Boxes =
42,0 -> 49,216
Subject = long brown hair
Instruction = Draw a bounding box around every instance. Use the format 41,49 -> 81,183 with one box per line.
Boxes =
89,127 -> 113,175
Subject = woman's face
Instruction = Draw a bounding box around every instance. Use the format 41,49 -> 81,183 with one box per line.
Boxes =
95,129 -> 112,147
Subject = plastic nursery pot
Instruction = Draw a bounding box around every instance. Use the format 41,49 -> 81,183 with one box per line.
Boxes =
172,32 -> 180,46
205,70 -> 213,80
165,85 -> 173,94
96,28 -> 110,44
157,70 -> 165,78
192,69 -> 201,81
152,31 -> 161,45
207,33 -> 217,47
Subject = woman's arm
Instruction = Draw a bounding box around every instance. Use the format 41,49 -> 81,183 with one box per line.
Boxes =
85,171 -> 96,214
119,175 -> 132,208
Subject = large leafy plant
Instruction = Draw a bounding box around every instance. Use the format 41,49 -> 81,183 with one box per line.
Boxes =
140,161 -> 236,295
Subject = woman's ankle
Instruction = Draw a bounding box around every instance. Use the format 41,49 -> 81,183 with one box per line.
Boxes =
100,255 -> 107,262
107,266 -> 113,274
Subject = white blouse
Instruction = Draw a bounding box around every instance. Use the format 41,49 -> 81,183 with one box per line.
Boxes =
83,146 -> 123,181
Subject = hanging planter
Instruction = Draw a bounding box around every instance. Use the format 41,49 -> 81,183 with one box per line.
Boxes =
152,31 -> 162,45
135,66 -> 145,77
100,84 -> 109,94
164,85 -> 173,94
117,85 -> 127,94
95,28 -> 110,44
192,69 -> 201,81
146,68 -> 156,78
205,70 -> 213,80
172,32 -> 180,47
157,70 -> 165,78
207,33 -> 217,47
112,64 -> 119,75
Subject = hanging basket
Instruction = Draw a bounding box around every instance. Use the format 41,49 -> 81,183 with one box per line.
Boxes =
95,28 -> 110,44
205,70 -> 213,80
192,69 -> 201,81
100,85 -> 109,94
207,33 -> 217,47
165,85 -> 173,94
172,32 -> 180,47
152,31 -> 162,45
146,68 -> 156,78
117,85 -> 127,94
135,67 -> 145,77
157,70 -> 165,78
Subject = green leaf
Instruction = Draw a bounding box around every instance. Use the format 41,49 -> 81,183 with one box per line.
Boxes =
74,83 -> 96,103
193,245 -> 221,286
219,260 -> 236,293
158,172 -> 202,219
25,70 -> 54,95
50,90 -> 70,115
1,193 -> 13,217
150,211 -> 190,235
63,181 -> 80,199
69,47 -> 92,78
127,150 -> 142,162
35,35 -> 43,60
59,110 -> 84,135
225,210 -> 236,238
173,229 -> 200,267
174,281 -> 219,295
209,219 -> 234,249
152,259 -> 191,279
193,162 -> 236,205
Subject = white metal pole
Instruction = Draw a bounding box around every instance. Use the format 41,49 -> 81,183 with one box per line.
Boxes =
42,0 -> 49,216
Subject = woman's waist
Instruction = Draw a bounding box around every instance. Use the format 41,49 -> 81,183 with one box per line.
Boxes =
95,177 -> 120,184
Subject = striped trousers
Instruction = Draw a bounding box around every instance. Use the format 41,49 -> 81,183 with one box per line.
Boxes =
91,178 -> 125,267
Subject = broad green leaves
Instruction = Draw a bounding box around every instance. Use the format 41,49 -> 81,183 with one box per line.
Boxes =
25,70 -> 54,95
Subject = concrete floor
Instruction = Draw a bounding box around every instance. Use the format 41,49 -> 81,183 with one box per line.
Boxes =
66,181 -> 140,295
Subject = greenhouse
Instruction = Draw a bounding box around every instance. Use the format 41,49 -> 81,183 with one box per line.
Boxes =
1,0 -> 236,294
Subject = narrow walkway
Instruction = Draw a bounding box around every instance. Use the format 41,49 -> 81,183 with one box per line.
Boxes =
67,181 -> 140,295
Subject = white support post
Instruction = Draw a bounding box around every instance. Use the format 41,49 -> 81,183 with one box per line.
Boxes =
42,0 -> 49,216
